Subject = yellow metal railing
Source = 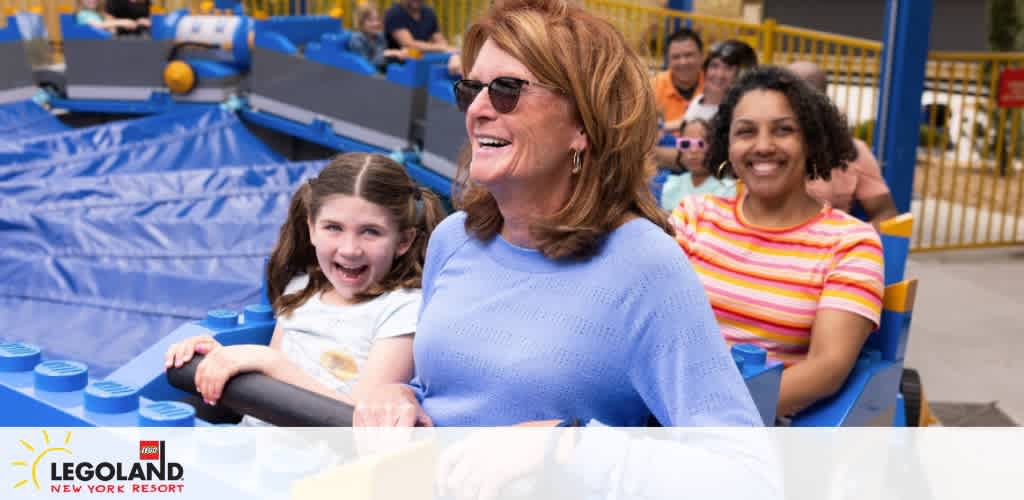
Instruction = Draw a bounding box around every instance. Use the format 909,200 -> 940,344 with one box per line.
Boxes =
584,0 -> 763,64
242,0 -> 292,18
12,0 -> 1023,252
301,1 -> 488,44
3,0 -> 68,42
2,0 -> 71,63
152,0 -> 203,13
912,51 -> 1024,251
769,24 -> 883,144
576,1 -> 884,144
304,0 -> 766,62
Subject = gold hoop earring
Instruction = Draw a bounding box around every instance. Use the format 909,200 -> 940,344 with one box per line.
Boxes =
716,161 -> 729,177
571,150 -> 583,174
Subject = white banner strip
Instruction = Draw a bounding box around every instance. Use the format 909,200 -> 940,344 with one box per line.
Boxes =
0,427 -> 1018,500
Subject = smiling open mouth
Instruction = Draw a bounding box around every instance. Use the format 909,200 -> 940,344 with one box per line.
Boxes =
749,161 -> 784,175
477,137 -> 511,149
334,262 -> 367,279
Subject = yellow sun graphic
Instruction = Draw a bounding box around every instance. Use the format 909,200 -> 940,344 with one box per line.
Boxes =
10,430 -> 73,490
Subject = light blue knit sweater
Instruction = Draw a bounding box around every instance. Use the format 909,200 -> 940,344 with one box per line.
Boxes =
409,212 -> 760,427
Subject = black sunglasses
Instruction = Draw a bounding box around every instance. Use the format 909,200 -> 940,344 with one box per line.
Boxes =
453,77 -> 557,113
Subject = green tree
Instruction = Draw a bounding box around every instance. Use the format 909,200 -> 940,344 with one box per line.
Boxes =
964,0 -> 1024,176
988,0 -> 1022,51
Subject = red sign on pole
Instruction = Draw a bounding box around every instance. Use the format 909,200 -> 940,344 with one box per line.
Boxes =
997,68 -> 1024,108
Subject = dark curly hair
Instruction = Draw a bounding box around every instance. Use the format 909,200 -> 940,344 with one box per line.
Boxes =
704,39 -> 758,73
706,65 -> 856,182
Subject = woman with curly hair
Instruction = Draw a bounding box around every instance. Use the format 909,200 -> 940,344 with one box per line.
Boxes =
670,66 -> 885,417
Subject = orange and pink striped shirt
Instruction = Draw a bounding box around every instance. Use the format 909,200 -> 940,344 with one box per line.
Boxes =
670,189 -> 884,358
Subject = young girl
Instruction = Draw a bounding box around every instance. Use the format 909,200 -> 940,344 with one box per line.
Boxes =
659,118 -> 735,211
348,4 -> 407,71
164,153 -> 447,419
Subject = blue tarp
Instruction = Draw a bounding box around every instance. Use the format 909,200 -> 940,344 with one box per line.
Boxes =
0,106 -> 327,378
0,107 -> 282,181
0,105 -> 242,164
0,100 -> 68,142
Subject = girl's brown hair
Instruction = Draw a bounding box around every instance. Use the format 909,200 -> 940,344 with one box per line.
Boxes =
679,117 -> 711,138
455,0 -> 672,260
355,3 -> 379,30
266,153 -> 447,317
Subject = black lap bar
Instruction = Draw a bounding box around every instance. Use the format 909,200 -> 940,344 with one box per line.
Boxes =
165,354 -> 354,427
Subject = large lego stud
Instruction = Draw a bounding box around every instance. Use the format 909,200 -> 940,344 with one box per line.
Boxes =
732,353 -> 745,371
85,381 -> 140,414
731,344 -> 767,368
139,401 -> 196,427
205,309 -> 239,329
164,61 -> 196,95
0,342 -> 41,372
34,360 -> 88,392
243,304 -> 274,323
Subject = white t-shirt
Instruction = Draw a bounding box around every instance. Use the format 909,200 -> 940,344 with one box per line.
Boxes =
240,274 -> 420,426
682,94 -> 719,122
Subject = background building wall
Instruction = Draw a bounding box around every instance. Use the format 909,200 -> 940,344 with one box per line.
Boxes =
763,0 -> 988,51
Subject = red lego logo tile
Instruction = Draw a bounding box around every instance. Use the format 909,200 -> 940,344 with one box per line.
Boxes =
139,440 -> 160,460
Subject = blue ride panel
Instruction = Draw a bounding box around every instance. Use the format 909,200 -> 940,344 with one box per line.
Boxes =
0,341 -> 202,427
0,107 -> 281,177
0,106 -> 323,378
0,302 -> 275,427
789,351 -> 904,427
0,160 -> 325,377
255,16 -> 341,47
731,344 -> 783,426
0,160 -> 326,209
0,100 -> 68,142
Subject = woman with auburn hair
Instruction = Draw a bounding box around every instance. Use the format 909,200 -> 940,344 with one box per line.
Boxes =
354,0 -> 760,429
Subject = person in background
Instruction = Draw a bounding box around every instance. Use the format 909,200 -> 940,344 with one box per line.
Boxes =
683,39 -> 758,122
659,118 -> 735,210
652,28 -> 704,132
104,0 -> 150,35
384,0 -> 453,54
788,61 -> 899,229
348,4 -> 408,72
653,38 -> 757,170
76,0 -> 138,34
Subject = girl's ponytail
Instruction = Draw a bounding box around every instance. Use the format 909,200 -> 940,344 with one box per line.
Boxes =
265,181 -> 329,317
408,186 -> 447,269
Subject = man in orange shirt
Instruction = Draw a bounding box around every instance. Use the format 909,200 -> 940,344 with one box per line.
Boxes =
789,61 -> 899,229
652,29 -> 704,131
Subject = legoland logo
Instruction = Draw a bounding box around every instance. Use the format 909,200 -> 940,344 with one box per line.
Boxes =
10,431 -> 184,494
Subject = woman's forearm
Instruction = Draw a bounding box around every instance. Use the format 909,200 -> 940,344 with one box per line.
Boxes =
776,357 -> 848,417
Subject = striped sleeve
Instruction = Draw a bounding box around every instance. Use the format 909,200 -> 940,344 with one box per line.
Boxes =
669,194 -> 704,254
819,225 -> 885,327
